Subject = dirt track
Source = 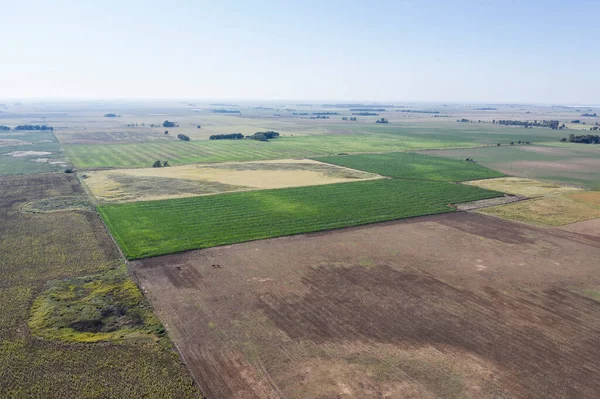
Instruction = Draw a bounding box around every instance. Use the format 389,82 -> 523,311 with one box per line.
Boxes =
133,212 -> 600,398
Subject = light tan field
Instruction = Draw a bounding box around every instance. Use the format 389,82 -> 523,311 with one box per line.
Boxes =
83,159 -> 381,203
462,177 -> 581,197
478,194 -> 600,226
568,191 -> 600,208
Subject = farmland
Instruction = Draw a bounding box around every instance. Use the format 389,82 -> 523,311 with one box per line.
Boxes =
0,174 -> 199,398
316,152 -> 504,181
0,129 -> 69,175
133,212 -> 600,398
425,143 -> 600,189
83,159 -> 380,203
98,179 -> 501,259
65,133 -> 475,169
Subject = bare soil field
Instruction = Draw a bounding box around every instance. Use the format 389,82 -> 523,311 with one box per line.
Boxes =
133,212 -> 600,399
84,159 -> 380,203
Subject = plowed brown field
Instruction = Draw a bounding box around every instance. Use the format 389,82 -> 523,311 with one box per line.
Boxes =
133,212 -> 600,399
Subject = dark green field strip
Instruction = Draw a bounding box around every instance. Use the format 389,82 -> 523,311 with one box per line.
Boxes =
99,179 -> 502,259
315,152 -> 505,182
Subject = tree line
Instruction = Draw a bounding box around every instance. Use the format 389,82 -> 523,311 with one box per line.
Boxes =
560,134 -> 600,144
208,131 -> 280,141
495,120 -> 561,129
14,125 -> 54,131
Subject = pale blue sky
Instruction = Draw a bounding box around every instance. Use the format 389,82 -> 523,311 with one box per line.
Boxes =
2,0 -> 598,103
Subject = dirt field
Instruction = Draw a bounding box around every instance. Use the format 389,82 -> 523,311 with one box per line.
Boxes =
132,212 -> 600,399
84,159 -> 380,203
462,177 -> 581,197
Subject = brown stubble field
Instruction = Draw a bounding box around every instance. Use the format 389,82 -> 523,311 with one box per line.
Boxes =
133,212 -> 600,399
0,173 -> 199,398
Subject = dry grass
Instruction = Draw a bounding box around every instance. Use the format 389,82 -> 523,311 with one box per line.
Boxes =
462,177 -> 581,197
568,191 -> 600,208
478,194 -> 600,226
84,159 -> 381,203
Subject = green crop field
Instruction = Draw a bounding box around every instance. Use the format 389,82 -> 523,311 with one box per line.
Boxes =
0,130 -> 69,175
315,152 -> 505,181
65,134 -> 475,169
99,179 -> 501,259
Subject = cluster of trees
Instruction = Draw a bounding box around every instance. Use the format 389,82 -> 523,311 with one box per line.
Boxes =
581,113 -> 597,117
103,113 -> 119,117
209,133 -> 244,140
211,109 -> 241,114
177,134 -> 190,141
509,141 -> 531,145
251,131 -> 280,141
15,125 -> 54,131
560,134 -> 600,144
301,115 -> 329,119
312,112 -> 339,115
152,160 -> 170,168
465,158 -> 476,163
292,112 -> 308,116
163,120 -> 178,128
495,120 -> 561,129
0,125 -> 10,131
457,119 -> 471,123
353,112 -> 378,116
375,118 -> 388,124
208,131 -> 280,141
349,108 -> 385,112
341,117 -> 357,121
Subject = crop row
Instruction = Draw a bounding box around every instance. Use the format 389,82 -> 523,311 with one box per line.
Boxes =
99,179 -> 502,259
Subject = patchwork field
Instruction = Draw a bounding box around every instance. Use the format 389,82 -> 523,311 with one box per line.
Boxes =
424,144 -> 600,188
0,130 -> 69,175
316,152 -> 504,181
99,179 -> 501,259
64,134 -> 476,169
83,159 -> 380,203
0,174 -> 199,398
132,212 -> 600,399
462,177 -> 582,197
479,191 -> 600,226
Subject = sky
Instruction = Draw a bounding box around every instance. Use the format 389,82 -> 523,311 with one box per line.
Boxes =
2,0 -> 599,104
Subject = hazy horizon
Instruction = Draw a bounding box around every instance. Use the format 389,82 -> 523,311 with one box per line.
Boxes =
3,0 -> 599,103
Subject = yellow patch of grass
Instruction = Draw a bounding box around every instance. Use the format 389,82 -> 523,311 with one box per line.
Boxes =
478,195 -> 600,226
84,159 -> 381,203
463,177 -> 581,197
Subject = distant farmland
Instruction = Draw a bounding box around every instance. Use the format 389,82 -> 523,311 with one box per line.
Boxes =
65,134 -> 475,169
316,152 -> 505,181
99,179 -> 501,259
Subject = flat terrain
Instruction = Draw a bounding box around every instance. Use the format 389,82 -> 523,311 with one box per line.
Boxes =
133,212 -> 600,399
64,134 -> 474,169
462,177 -> 582,197
316,152 -> 504,181
84,159 -> 380,203
0,174 -> 199,398
424,144 -> 600,189
99,179 -> 501,259
0,130 -> 69,175
479,192 -> 600,226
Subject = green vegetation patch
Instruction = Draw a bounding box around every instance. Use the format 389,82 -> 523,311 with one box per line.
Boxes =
21,195 -> 92,213
99,179 -> 502,259
29,267 -> 164,343
315,152 -> 504,181
65,134 -> 476,169
0,130 -> 68,175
